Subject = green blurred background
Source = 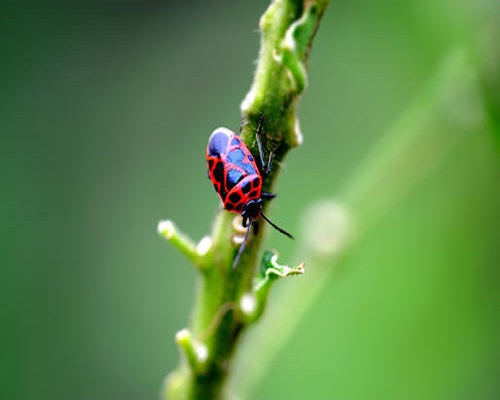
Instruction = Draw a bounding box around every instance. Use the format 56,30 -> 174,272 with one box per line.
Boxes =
2,0 -> 498,399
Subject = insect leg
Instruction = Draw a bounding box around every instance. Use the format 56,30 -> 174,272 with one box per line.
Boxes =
265,151 -> 274,176
255,116 -> 266,173
260,192 -> 276,200
239,118 -> 248,134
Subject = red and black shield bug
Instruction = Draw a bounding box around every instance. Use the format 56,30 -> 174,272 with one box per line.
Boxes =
206,121 -> 293,268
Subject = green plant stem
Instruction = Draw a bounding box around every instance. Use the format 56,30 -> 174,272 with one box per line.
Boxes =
162,1 -> 330,399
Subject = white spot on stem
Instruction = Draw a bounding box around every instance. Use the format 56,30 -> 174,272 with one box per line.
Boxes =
232,216 -> 247,245
232,216 -> 246,233
195,342 -> 208,363
294,118 -> 303,145
283,26 -> 297,52
240,293 -> 257,315
272,48 -> 282,63
175,328 -> 189,342
157,220 -> 175,238
196,236 -> 212,256
241,87 -> 256,113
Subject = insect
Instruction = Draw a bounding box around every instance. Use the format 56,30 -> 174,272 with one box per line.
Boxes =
206,121 -> 293,268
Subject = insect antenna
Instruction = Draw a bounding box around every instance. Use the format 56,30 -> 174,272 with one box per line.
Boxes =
232,220 -> 253,269
260,211 -> 294,239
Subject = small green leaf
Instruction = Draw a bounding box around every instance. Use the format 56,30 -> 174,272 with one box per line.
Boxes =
242,251 -> 305,325
260,250 -> 305,280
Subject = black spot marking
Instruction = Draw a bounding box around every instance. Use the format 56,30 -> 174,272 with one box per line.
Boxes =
242,181 -> 252,194
208,159 -> 214,171
208,131 -> 229,157
248,154 -> 254,162
229,192 -> 241,204
213,161 -> 224,184
226,203 -> 235,211
220,187 -> 227,201
252,177 -> 261,188
248,190 -> 258,199
231,137 -> 240,146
